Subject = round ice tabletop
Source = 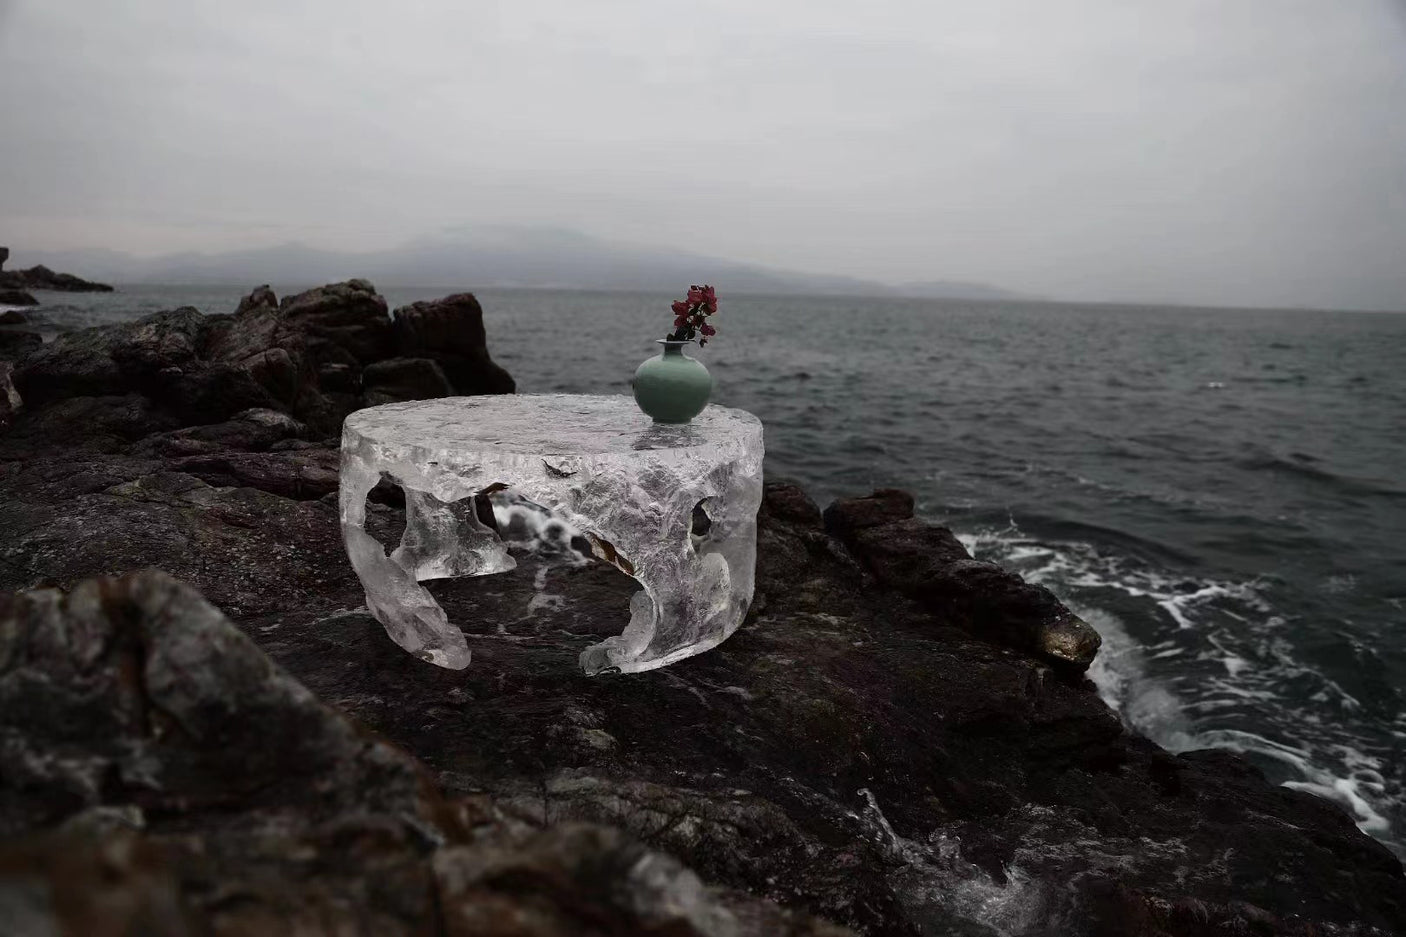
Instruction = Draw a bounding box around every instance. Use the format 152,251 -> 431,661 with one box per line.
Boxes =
339,394 -> 764,674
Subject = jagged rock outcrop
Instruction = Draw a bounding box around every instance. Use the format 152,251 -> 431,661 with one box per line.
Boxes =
392,292 -> 516,395
278,278 -> 393,364
0,291 -> 1401,936
0,263 -> 113,292
0,570 -> 837,936
0,330 -> 41,360
362,356 -> 455,406
825,489 -> 1102,670
0,294 -> 36,310
8,281 -> 514,438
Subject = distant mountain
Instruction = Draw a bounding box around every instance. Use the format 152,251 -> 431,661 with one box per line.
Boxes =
895,279 -> 1033,301
16,227 -> 1024,301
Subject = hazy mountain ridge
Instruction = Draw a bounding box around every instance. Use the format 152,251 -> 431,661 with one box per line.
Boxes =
897,279 -> 1030,301
13,228 -> 1029,300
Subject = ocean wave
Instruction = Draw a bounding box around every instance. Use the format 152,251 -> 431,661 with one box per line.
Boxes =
1232,374 -> 1310,385
1236,453 -> 1406,499
960,512 -> 1201,568
1199,728 -> 1393,836
953,519 -> 1405,859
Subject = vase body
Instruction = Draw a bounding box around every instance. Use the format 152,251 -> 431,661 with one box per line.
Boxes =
633,340 -> 713,424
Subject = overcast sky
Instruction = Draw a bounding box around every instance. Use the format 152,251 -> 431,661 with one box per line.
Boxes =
2,1 -> 1404,309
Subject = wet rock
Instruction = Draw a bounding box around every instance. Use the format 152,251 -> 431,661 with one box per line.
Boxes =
0,570 -> 443,836
132,408 -> 310,459
166,448 -> 342,499
362,356 -> 455,406
822,487 -> 915,533
0,394 -> 180,455
830,501 -> 1102,670
433,822 -> 849,937
1039,613 -> 1104,666
237,346 -> 301,404
42,304 -> 193,409
0,363 -> 20,429
0,329 -> 41,360
0,828 -> 193,937
761,480 -> 824,528
15,318 -> 138,402
754,482 -> 873,614
279,278 -> 393,366
234,283 -> 278,316
0,298 -> 35,314
392,293 -> 516,395
204,286 -> 287,367
0,570 -> 848,937
0,468 -> 362,616
15,282 -> 516,442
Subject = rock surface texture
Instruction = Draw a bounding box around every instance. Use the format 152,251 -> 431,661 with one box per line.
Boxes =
0,286 -> 1402,936
391,292 -> 516,395
6,280 -> 514,437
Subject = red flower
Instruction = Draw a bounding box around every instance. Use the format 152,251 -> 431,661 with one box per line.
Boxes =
664,284 -> 719,344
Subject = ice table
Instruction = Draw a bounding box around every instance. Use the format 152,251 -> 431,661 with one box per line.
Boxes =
339,394 -> 764,674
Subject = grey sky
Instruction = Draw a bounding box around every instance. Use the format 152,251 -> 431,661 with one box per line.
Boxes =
2,0 -> 1404,309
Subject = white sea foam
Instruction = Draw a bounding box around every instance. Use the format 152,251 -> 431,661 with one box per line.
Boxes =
954,518 -> 1404,859
851,788 -> 1043,934
1200,728 -> 1393,836
1080,604 -> 1199,751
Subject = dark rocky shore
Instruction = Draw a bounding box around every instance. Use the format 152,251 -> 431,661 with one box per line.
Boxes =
0,281 -> 1402,936
0,266 -> 112,294
0,246 -> 113,294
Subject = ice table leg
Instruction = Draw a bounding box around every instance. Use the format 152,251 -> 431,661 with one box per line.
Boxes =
339,460 -> 477,669
392,488 -> 516,581
567,473 -> 760,676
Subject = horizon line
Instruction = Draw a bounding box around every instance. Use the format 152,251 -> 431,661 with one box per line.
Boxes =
59,280 -> 1405,318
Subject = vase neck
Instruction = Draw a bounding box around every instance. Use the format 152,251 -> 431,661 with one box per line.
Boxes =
660,341 -> 689,357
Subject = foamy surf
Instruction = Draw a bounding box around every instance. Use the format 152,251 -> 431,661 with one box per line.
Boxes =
954,519 -> 1405,860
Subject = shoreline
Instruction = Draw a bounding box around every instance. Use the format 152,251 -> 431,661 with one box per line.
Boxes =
0,279 -> 1402,934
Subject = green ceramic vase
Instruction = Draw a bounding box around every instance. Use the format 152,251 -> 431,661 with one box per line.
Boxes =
632,340 -> 713,424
